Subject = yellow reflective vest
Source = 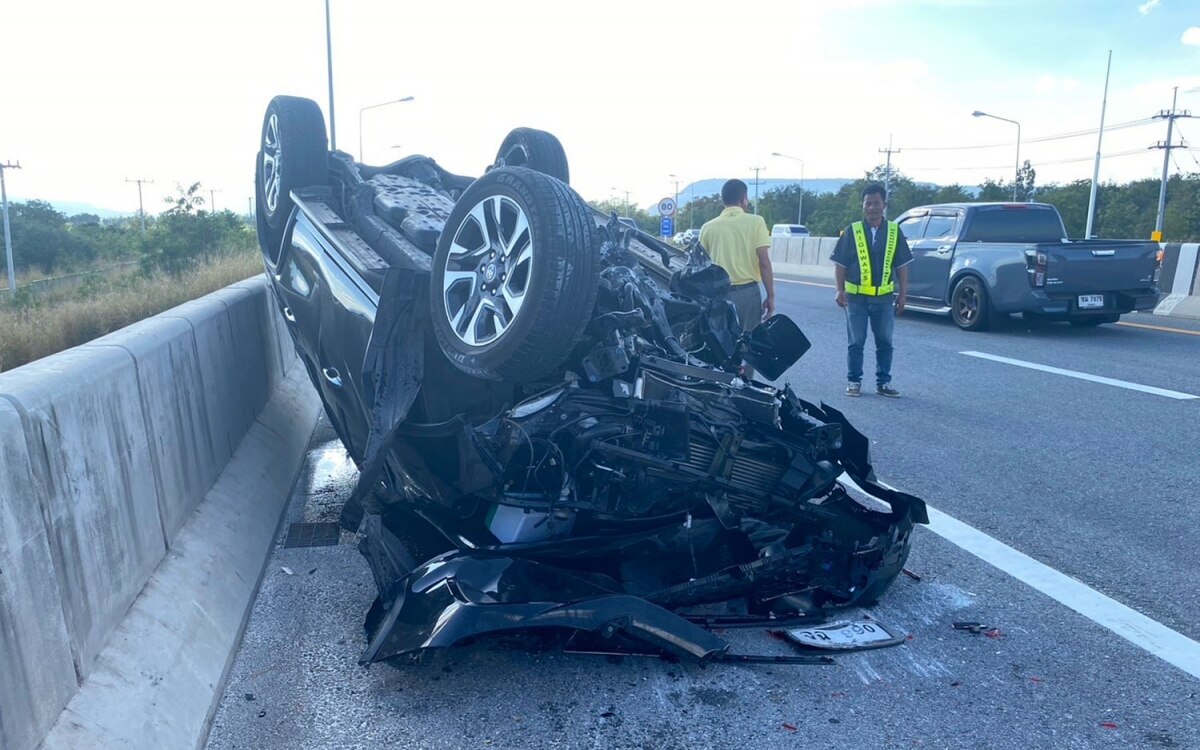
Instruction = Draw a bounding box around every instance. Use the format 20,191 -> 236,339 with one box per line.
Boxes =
845,221 -> 898,296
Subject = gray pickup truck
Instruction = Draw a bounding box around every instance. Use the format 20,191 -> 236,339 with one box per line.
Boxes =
894,202 -> 1162,330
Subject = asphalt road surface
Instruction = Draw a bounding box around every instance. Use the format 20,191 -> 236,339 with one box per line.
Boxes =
207,280 -> 1200,750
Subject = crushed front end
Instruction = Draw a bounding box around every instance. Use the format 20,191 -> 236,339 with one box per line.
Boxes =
348,218 -> 927,664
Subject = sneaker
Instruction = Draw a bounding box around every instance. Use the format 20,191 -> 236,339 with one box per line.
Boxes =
846,382 -> 861,397
876,384 -> 901,398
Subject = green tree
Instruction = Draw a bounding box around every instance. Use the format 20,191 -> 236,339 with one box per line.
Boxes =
1035,179 -> 1090,236
140,183 -> 253,275
9,200 -> 96,274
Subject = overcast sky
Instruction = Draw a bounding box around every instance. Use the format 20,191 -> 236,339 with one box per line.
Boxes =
2,0 -> 1198,216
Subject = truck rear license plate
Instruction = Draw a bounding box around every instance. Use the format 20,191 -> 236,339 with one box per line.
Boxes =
1078,294 -> 1104,309
785,619 -> 903,651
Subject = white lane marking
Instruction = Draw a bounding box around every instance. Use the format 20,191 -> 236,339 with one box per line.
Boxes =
840,474 -> 1200,681
924,505 -> 1200,681
778,278 -> 835,289
960,350 -> 1198,400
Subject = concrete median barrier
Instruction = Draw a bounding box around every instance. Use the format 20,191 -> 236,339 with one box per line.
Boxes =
0,400 -> 78,750
0,275 -> 321,750
1155,243 -> 1200,320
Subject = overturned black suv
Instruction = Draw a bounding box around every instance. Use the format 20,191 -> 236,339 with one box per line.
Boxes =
254,95 -> 927,664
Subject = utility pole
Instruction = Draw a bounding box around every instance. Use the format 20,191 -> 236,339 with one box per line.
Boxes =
1150,87 -> 1193,241
209,188 -> 220,213
1,160 -> 21,294
126,178 -> 154,233
878,135 -> 901,199
1085,51 -> 1112,239
749,166 -> 764,214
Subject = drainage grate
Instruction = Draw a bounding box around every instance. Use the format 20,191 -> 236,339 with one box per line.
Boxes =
283,522 -> 341,549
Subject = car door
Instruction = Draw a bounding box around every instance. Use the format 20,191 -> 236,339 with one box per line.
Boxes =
906,210 -> 960,302
273,215 -> 324,374
278,215 -> 376,459
894,212 -> 928,297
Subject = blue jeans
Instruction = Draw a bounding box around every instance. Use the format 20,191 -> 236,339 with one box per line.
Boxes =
846,297 -> 895,386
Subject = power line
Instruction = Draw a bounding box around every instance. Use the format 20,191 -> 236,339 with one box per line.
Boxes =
902,118 -> 1156,152
1173,123 -> 1200,170
902,147 -> 1152,173
1150,87 -> 1194,235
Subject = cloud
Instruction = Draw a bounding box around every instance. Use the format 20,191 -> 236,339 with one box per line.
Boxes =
1138,0 -> 1160,14
1183,27 -> 1200,45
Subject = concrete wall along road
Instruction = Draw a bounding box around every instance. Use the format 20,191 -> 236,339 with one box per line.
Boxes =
0,276 -> 317,750
769,235 -> 838,281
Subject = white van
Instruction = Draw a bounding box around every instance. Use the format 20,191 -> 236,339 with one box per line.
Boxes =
771,224 -> 810,237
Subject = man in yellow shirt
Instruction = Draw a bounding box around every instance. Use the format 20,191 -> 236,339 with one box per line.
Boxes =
699,179 -> 776,338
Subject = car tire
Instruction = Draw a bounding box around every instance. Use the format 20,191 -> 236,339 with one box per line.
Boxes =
492,128 -> 569,184
430,166 -> 600,382
255,96 -> 327,258
950,276 -> 991,331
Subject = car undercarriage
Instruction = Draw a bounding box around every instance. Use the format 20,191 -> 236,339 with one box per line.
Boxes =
254,95 -> 927,665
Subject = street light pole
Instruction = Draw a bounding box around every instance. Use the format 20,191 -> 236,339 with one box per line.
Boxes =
771,152 -> 804,224
324,0 -> 333,150
359,96 -> 415,162
1,160 -> 20,294
1085,50 -> 1113,239
972,111 -> 1021,201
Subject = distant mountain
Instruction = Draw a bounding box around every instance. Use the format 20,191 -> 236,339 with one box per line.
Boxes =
10,197 -> 128,220
662,178 -> 853,213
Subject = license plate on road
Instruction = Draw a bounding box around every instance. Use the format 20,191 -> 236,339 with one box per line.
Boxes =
1078,294 -> 1105,309
785,619 -> 903,652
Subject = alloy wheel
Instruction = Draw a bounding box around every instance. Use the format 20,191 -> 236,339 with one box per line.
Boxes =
440,195 -> 534,347
262,113 -> 281,214
955,286 -> 978,324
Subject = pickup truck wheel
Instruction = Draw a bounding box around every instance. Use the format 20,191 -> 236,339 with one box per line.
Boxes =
950,276 -> 991,331
492,128 -> 569,184
430,166 -> 599,381
256,96 -> 327,251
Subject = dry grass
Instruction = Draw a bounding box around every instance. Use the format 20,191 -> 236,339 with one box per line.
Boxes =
0,249 -> 264,373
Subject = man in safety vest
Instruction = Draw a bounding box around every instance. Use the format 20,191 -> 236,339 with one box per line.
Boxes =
830,184 -> 912,398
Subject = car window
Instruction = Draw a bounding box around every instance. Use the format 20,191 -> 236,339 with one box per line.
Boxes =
898,215 -> 927,240
960,207 -> 1067,242
923,214 -> 958,240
